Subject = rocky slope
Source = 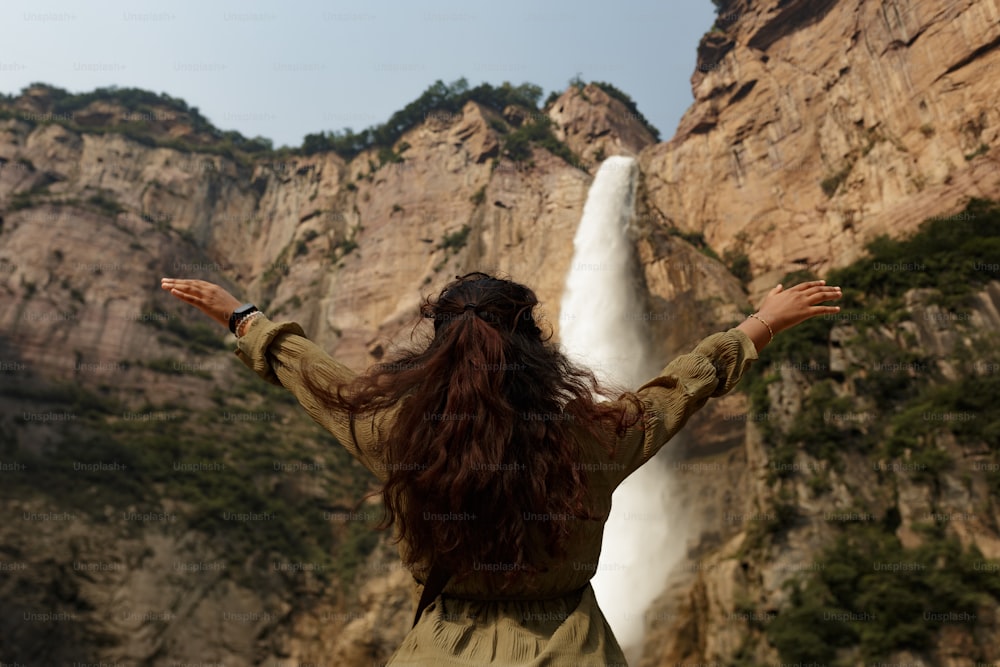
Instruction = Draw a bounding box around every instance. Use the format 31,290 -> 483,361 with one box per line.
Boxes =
1,0 -> 1000,663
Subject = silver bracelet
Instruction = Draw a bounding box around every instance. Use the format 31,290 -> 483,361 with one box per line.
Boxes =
235,311 -> 265,338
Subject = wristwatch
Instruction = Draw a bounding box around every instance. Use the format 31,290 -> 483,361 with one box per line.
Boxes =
229,303 -> 259,333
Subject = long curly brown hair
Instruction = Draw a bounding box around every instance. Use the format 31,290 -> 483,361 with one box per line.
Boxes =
305,272 -> 642,588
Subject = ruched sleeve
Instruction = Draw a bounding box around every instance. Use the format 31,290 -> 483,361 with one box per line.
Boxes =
234,315 -> 389,480
608,327 -> 758,488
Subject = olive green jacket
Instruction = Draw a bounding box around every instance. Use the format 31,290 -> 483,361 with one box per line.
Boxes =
236,316 -> 757,665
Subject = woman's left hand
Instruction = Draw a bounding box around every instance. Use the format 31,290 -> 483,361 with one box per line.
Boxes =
160,277 -> 243,330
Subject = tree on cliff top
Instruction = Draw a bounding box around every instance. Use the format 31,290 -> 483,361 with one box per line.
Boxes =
301,78 -> 543,159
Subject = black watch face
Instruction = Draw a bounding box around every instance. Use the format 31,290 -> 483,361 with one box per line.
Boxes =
230,304 -> 257,332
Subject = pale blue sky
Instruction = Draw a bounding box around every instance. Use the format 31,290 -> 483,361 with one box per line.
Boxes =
0,0 -> 716,149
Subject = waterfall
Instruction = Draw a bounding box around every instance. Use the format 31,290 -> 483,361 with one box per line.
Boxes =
558,156 -> 687,658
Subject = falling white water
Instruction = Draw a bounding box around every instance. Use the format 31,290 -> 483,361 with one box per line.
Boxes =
559,156 -> 688,659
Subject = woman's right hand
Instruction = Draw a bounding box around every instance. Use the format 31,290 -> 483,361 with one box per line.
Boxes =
755,280 -> 842,335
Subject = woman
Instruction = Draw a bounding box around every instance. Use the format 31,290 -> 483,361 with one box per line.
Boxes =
161,272 -> 841,665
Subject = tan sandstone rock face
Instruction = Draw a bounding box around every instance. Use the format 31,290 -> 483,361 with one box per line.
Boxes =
640,0 -> 1000,301
547,83 -> 660,166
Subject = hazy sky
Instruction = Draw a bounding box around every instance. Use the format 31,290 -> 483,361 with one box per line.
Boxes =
0,0 -> 716,149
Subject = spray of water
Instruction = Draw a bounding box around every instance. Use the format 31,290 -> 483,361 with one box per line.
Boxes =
559,156 -> 689,658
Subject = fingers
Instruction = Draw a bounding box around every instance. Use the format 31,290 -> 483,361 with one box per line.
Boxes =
790,279 -> 827,291
160,278 -> 209,307
805,285 -> 842,300
162,278 -> 212,299
161,278 -> 209,292
166,286 -> 209,309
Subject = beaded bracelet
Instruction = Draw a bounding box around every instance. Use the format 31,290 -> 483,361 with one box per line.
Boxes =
747,313 -> 774,343
235,311 -> 265,338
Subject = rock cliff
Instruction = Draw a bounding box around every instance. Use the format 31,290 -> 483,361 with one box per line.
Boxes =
640,0 -> 1000,299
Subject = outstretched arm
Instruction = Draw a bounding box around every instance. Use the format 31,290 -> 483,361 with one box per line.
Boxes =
605,279 -> 842,486
159,277 -> 388,479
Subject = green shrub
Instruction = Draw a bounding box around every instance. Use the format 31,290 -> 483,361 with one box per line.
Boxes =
10,83 -> 272,165
301,78 -> 543,159
766,579 -> 857,663
337,238 -> 358,256
470,185 -> 486,206
826,198 -> 1000,313
820,165 -> 851,197
965,143 -> 989,160
141,310 -> 228,354
500,116 -> 583,169
2,372 -> 384,588
742,201 -> 1000,660
724,250 -> 751,283
591,80 -> 661,140
668,228 -> 722,261
767,523 -> 1000,661
439,224 -> 471,251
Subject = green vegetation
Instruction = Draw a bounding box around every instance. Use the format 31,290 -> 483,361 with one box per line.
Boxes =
5,76 -> 648,173
965,143 -> 989,160
300,78 -> 543,159
139,357 -> 212,379
825,197 -> 1000,314
722,231 -> 752,283
725,251 -> 751,282
438,224 -> 471,252
87,191 -> 125,216
377,141 -> 410,167
138,306 -> 228,354
333,237 -> 359,258
1,364 -> 383,589
667,228 -> 723,262
590,81 -> 661,141
470,185 -> 486,206
821,165 -> 852,197
886,360 -> 1000,456
734,199 -> 1000,660
766,523 -> 1000,662
7,83 -> 272,163
499,116 -> 584,169
432,224 -> 472,272
8,183 -> 50,211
